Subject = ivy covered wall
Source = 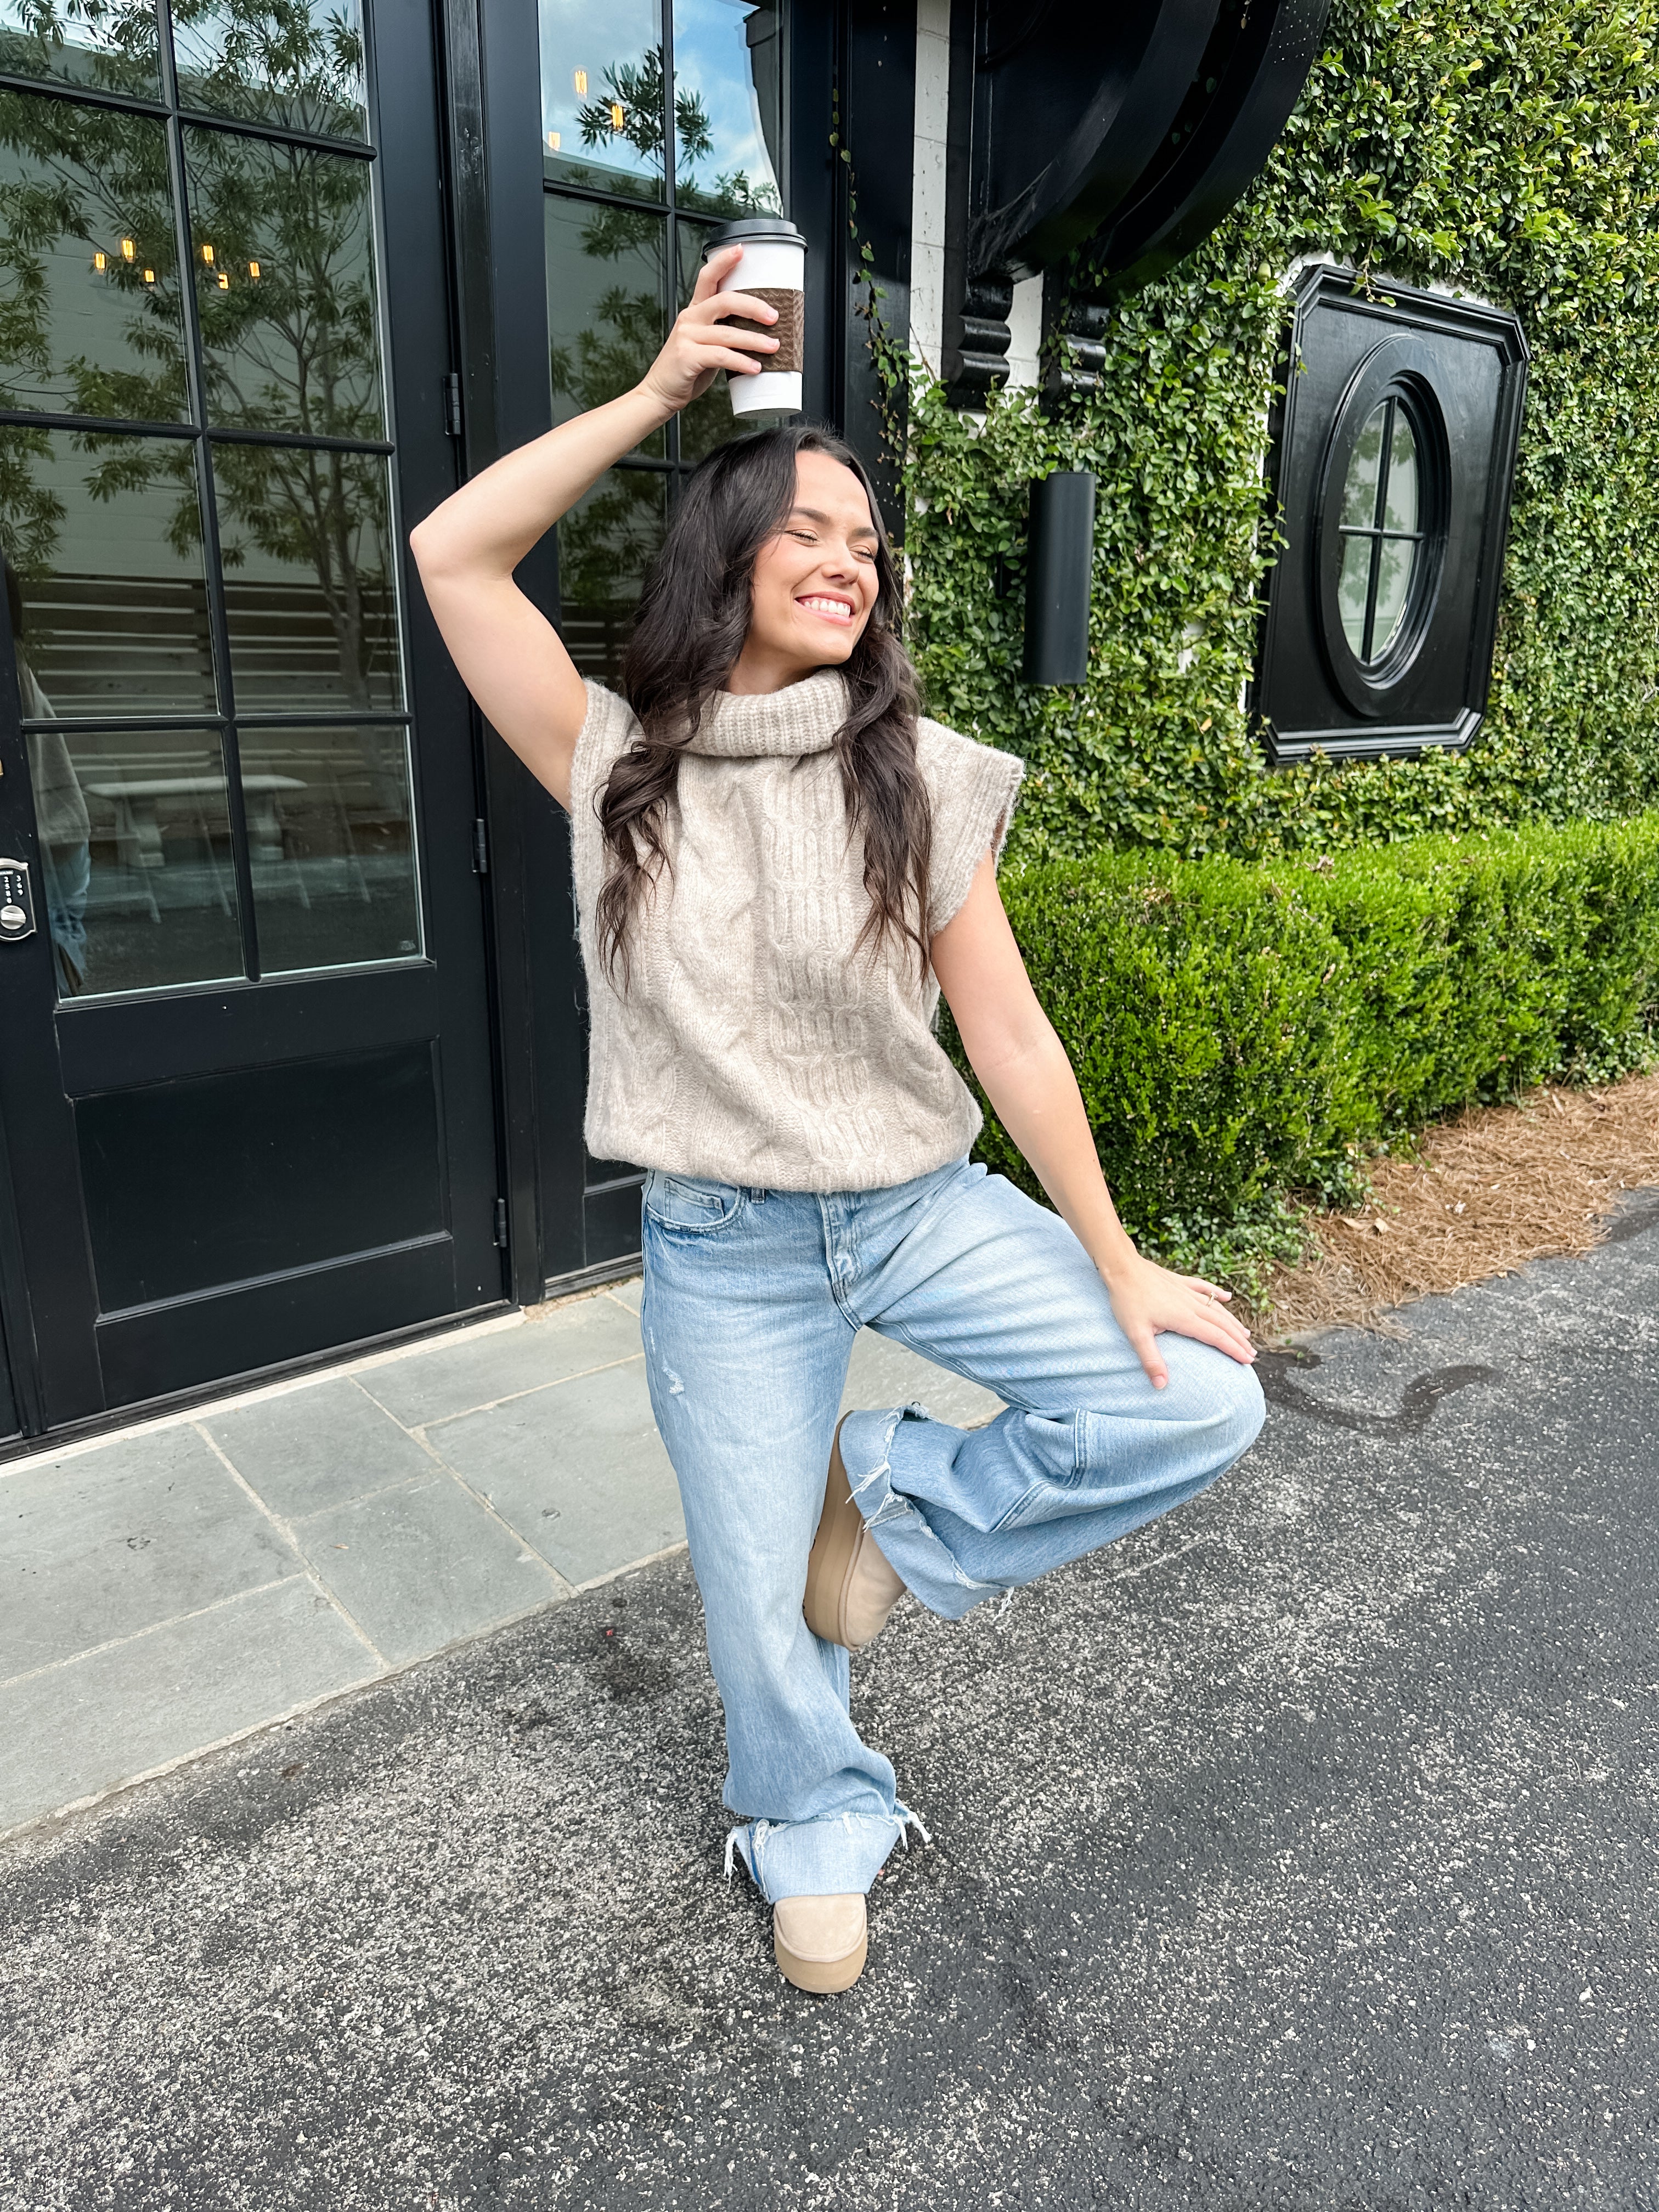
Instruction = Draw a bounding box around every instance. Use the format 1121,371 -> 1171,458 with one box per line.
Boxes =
901,0 -> 1659,863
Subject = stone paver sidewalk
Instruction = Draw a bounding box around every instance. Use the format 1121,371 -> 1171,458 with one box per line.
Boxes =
0,1283 -> 998,1838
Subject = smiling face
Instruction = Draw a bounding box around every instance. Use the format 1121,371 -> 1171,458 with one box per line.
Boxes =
730,449 -> 881,693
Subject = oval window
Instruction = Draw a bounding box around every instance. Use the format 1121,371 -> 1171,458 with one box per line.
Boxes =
1335,394 -> 1425,668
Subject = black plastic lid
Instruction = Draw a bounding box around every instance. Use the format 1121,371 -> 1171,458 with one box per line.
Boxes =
703,216 -> 808,253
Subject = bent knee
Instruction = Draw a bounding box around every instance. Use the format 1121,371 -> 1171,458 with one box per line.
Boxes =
1161,1341 -> 1266,1470
1214,1357 -> 1266,1464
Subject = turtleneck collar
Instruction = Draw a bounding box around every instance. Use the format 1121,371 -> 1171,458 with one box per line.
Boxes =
683,667 -> 848,758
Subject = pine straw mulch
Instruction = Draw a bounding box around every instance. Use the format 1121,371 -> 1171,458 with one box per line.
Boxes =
1252,1068 -> 1659,1341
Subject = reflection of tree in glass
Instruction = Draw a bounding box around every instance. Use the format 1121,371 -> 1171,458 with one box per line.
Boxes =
169,0 -> 363,139
185,104 -> 390,706
557,470 -> 663,619
0,0 -> 160,97
213,443 -> 391,709
0,2 -> 386,709
546,182 -> 665,605
569,38 -> 778,215
187,131 -> 379,442
0,88 -> 182,419
0,421 -> 63,575
554,44 -> 778,210
549,202 -> 662,425
686,166 -> 781,215
121,30 -> 383,703
0,88 -> 188,593
576,46 -> 710,179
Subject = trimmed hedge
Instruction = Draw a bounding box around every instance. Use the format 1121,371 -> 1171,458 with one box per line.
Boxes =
951,815 -> 1659,1245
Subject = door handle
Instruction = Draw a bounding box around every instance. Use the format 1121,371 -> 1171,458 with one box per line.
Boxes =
0,856 -> 37,941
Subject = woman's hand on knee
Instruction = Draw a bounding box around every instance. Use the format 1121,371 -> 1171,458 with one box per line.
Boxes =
1101,1252 -> 1255,1390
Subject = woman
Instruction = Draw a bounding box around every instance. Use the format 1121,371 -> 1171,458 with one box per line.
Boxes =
4,559 -> 91,995
410,244 -> 1264,1995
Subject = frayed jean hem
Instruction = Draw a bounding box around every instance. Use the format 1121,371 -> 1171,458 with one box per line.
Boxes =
725,1803 -> 931,1903
838,1403 -> 1000,1621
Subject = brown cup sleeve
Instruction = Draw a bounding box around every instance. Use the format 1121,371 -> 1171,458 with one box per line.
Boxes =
714,287 -> 803,374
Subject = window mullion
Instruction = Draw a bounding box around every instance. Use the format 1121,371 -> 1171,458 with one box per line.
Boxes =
662,1 -> 676,219
663,3 -> 680,472
1360,398 -> 1396,664
156,0 -> 261,981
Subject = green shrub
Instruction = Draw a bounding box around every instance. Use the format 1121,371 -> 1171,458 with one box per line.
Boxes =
1302,819 -> 1659,1116
950,815 -> 1659,1249
960,850 -> 1351,1239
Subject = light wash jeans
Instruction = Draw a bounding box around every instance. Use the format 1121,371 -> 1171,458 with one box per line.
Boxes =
640,1155 -> 1265,1903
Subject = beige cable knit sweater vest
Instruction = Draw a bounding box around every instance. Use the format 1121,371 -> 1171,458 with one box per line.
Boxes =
568,668 -> 1024,1193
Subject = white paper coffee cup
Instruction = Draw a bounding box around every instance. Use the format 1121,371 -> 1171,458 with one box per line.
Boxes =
702,217 -> 806,418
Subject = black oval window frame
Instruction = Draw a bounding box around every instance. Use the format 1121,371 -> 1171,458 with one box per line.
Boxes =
1314,340 -> 1452,717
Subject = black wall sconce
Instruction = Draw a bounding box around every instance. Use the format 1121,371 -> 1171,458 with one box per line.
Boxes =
1024,471 -> 1097,685
1254,266 -> 1528,761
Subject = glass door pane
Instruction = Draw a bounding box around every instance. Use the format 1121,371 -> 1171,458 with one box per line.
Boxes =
556,469 -> 667,686
184,127 -> 385,439
538,0 -> 665,201
672,0 -> 782,215
0,425 -> 215,713
239,724 -> 420,973
215,446 -> 403,712
38,724 -> 242,996
545,191 -> 668,453
0,91 -> 187,417
171,0 -> 368,139
0,0 -> 161,98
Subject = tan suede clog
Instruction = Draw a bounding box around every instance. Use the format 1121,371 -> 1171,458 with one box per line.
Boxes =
773,1892 -> 868,1993
802,1415 -> 906,1652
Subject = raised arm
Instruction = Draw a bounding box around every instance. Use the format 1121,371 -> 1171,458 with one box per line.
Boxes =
407,243 -> 779,811
930,853 -> 1257,1389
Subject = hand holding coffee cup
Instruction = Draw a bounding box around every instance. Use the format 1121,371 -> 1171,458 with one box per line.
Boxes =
700,217 -> 806,419
640,242 -> 784,415
638,218 -> 808,426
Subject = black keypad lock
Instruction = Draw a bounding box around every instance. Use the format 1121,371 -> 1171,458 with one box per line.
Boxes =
0,857 -> 36,942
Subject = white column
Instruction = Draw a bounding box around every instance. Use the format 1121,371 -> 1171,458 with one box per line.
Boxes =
1004,272 -> 1044,392
910,0 -> 951,381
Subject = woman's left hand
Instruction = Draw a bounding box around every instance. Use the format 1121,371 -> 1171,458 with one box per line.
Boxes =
1102,1251 -> 1256,1390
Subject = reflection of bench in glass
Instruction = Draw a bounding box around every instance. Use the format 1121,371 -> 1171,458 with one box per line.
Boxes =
85,774 -> 305,865
83,775 -> 304,921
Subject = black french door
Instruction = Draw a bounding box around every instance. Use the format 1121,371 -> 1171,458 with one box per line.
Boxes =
0,0 -> 504,1438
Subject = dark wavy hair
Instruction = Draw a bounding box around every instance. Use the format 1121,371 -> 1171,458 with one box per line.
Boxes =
596,422 -> 929,984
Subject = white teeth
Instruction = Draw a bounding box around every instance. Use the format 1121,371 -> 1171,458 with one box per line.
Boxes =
800,597 -> 852,619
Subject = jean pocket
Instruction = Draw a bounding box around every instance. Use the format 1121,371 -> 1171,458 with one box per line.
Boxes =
642,1170 -> 746,1233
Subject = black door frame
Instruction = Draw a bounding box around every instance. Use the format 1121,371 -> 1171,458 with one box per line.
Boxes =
436,0 -> 585,1307
463,0 -> 921,1304
0,0 -> 513,1455
0,0 -> 926,1452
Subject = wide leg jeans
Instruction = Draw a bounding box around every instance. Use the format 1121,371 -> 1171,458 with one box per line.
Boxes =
640,1156 -> 1265,1903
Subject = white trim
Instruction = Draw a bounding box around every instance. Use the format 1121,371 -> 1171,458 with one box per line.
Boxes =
910,0 -> 952,379
1005,272 -> 1043,392
1279,251 -> 1503,317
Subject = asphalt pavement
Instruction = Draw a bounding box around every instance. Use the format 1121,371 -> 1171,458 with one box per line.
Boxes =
3,1201 -> 1656,2210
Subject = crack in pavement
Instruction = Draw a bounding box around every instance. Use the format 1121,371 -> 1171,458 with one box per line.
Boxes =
1256,1349 -> 1503,1436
